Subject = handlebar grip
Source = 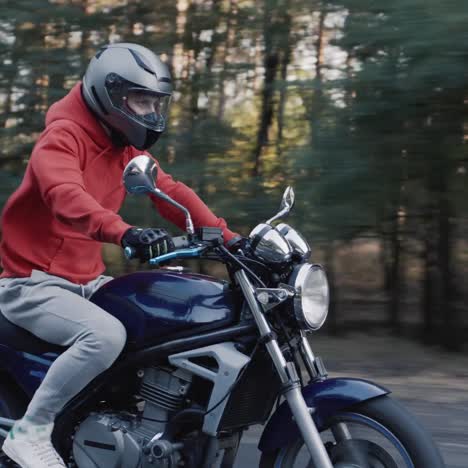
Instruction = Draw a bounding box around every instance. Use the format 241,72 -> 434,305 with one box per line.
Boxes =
124,236 -> 190,261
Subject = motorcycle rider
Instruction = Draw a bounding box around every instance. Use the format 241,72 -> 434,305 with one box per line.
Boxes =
0,43 -> 242,468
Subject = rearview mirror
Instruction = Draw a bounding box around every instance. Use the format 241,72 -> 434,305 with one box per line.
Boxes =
123,155 -> 158,194
122,155 -> 195,234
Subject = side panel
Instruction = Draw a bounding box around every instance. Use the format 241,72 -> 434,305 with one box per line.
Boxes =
0,344 -> 57,398
168,342 -> 251,435
258,377 -> 390,452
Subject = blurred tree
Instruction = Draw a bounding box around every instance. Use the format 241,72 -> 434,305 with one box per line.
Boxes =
1,0 -> 467,348
314,0 -> 468,348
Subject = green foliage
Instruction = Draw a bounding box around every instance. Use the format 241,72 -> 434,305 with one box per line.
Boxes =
286,0 -> 468,245
1,0 -> 468,341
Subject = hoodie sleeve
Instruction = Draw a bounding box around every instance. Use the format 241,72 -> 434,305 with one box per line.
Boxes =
146,156 -> 239,245
31,127 -> 132,244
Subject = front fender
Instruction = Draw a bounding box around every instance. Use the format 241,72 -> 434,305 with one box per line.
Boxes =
258,377 -> 389,452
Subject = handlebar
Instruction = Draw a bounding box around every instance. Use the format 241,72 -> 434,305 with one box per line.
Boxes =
123,235 -> 208,264
121,229 -> 266,287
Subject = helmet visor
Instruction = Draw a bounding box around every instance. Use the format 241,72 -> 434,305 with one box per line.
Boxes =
106,75 -> 171,133
123,89 -> 171,132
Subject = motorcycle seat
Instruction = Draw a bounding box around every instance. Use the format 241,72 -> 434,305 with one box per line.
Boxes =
0,310 -> 65,355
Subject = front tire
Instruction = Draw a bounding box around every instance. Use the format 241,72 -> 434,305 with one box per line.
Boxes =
259,395 -> 445,467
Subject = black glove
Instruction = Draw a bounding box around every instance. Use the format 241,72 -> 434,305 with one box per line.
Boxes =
226,236 -> 252,256
122,227 -> 175,262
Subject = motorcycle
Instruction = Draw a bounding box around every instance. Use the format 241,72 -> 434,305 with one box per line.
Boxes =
0,155 -> 444,467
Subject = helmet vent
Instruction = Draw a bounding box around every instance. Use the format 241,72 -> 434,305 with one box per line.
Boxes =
129,49 -> 156,76
91,86 -> 108,115
95,46 -> 107,59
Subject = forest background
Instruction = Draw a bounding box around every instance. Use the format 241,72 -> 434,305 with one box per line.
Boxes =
1,0 -> 467,351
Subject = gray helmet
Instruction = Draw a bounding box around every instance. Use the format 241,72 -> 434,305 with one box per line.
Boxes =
82,43 -> 172,150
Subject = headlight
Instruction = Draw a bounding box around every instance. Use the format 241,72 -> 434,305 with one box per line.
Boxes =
276,223 -> 311,260
289,264 -> 329,330
249,223 -> 292,266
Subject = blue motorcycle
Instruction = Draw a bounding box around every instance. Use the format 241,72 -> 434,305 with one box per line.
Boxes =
0,156 -> 444,467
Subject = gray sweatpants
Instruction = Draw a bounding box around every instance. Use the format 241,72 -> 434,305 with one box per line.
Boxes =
0,269 -> 127,425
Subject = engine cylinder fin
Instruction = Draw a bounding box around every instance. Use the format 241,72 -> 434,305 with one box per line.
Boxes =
139,383 -> 184,411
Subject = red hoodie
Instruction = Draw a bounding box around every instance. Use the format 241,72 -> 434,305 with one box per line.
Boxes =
0,83 -> 238,284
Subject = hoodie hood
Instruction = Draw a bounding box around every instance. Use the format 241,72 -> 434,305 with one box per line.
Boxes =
45,82 -> 111,149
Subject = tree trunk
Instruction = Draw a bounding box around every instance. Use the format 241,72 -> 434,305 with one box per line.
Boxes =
252,1 -> 280,176
276,12 -> 291,148
217,0 -> 237,120
421,210 -> 438,344
424,102 -> 460,350
438,189 -> 460,350
387,208 -> 402,334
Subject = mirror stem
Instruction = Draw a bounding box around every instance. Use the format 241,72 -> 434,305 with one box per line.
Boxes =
265,207 -> 290,225
153,188 -> 195,235
186,218 -> 195,235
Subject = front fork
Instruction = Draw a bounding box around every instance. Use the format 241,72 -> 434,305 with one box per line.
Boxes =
235,270 -> 334,468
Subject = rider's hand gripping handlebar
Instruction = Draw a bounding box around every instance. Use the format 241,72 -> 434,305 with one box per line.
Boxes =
124,235 -> 190,261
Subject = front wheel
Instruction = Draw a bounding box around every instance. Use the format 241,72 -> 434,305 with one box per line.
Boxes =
259,395 -> 445,468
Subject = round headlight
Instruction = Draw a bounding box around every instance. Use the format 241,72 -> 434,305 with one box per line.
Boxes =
249,223 -> 292,266
276,223 -> 311,260
289,264 -> 329,330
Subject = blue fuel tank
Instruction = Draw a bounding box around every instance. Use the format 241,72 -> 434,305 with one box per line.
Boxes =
90,270 -> 237,349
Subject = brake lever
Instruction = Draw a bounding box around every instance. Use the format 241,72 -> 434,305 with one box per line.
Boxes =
148,245 -> 208,265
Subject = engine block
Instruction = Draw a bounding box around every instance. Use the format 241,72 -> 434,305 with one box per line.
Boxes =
72,366 -> 192,468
